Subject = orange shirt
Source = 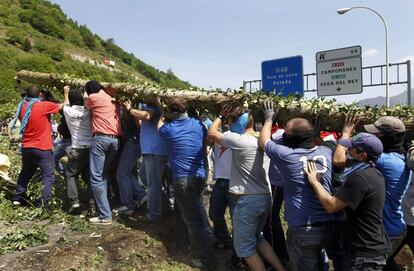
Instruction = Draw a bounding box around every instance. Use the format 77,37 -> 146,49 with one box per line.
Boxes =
20,101 -> 60,150
86,90 -> 122,136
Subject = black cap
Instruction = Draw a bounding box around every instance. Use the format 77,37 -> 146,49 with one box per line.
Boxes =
85,80 -> 103,95
69,89 -> 83,106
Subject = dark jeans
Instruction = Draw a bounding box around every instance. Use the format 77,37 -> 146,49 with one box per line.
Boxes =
263,185 -> 289,260
208,178 -> 231,244
174,176 -> 214,263
344,255 -> 386,271
65,147 -> 94,208
287,223 -> 336,271
53,138 -> 71,175
385,229 -> 411,271
14,148 -> 55,207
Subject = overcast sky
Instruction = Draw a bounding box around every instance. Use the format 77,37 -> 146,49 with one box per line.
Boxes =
50,0 -> 414,104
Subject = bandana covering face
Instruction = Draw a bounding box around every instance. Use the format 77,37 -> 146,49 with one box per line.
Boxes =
230,112 -> 249,134
282,131 -> 314,149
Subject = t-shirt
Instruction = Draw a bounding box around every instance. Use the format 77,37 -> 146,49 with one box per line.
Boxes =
375,152 -> 412,237
265,141 -> 336,226
213,144 -> 232,180
139,104 -> 168,155
159,117 -> 206,178
268,129 -> 285,186
222,132 -> 270,195
63,105 -> 93,148
402,177 -> 414,226
335,167 -> 391,257
85,91 -> 121,136
20,101 -> 60,150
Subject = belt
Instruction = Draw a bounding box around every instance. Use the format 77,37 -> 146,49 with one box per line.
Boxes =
298,220 -> 336,228
93,133 -> 119,139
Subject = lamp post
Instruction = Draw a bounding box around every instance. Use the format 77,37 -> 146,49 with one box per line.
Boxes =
337,7 -> 390,107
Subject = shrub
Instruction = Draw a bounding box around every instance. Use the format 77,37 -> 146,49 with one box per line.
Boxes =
6,29 -> 25,46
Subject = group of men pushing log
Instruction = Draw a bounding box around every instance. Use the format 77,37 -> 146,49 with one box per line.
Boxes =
8,80 -> 414,271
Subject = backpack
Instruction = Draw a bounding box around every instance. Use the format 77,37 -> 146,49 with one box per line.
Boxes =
8,118 -> 21,143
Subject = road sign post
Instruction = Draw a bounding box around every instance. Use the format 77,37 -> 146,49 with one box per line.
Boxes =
261,56 -> 304,96
316,46 -> 363,96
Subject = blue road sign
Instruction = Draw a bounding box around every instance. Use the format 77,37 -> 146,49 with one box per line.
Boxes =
261,56 -> 304,96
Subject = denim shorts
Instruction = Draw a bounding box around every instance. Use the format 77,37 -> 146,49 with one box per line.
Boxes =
230,193 -> 272,257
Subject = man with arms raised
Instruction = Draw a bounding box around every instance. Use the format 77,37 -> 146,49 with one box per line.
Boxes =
258,101 -> 339,271
209,105 -> 284,271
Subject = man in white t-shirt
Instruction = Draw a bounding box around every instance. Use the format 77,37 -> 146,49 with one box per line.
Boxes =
209,125 -> 232,249
63,88 -> 94,214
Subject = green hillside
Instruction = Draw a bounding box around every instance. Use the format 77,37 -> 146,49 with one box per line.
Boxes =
0,0 -> 191,117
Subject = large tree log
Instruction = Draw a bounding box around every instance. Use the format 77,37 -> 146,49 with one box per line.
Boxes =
15,70 -> 414,135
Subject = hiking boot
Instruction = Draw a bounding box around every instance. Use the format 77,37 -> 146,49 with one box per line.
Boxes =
89,217 -> 112,225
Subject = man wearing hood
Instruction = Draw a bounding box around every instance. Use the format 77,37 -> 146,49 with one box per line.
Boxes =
209,105 -> 285,271
258,101 -> 337,271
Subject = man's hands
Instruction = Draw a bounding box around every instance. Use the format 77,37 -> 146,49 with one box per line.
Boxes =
219,104 -> 232,119
63,85 -> 70,95
262,100 -> 275,123
303,161 -> 321,186
123,100 -> 132,112
342,114 -> 360,139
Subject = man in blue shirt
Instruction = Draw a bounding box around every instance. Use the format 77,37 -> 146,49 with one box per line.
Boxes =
259,101 -> 338,271
128,103 -> 168,223
157,97 -> 216,269
363,117 -> 412,270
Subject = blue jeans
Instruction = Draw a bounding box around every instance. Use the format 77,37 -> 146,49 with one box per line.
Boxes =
208,178 -> 231,244
116,137 -> 146,210
142,154 -> 168,222
89,135 -> 120,219
14,148 -> 56,207
286,223 -> 336,271
174,176 -> 214,262
344,255 -> 387,271
229,193 -> 272,258
54,138 -> 71,175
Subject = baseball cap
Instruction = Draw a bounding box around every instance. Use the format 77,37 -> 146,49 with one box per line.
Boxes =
338,132 -> 383,159
364,116 -> 406,134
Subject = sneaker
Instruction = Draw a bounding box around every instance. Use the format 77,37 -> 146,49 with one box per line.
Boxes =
12,200 -> 21,207
113,206 -> 130,215
189,259 -> 203,268
89,217 -> 112,225
69,203 -> 80,214
136,195 -> 147,209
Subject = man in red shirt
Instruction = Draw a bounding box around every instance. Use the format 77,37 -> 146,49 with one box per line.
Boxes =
12,86 -> 65,210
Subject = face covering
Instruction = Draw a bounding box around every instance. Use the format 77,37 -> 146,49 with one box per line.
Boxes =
165,111 -> 188,121
282,131 -> 314,149
378,133 -> 405,154
230,112 -> 249,134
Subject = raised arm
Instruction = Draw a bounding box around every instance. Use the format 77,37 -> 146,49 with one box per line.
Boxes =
124,101 -> 154,121
333,115 -> 359,169
258,100 -> 275,150
208,104 -> 232,145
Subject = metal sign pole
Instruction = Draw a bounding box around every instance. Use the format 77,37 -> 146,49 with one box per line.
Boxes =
408,60 -> 412,106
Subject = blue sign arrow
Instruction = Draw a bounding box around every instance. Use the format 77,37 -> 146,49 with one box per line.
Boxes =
261,55 -> 304,96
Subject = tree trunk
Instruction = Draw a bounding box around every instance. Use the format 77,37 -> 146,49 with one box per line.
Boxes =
15,70 -> 414,135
